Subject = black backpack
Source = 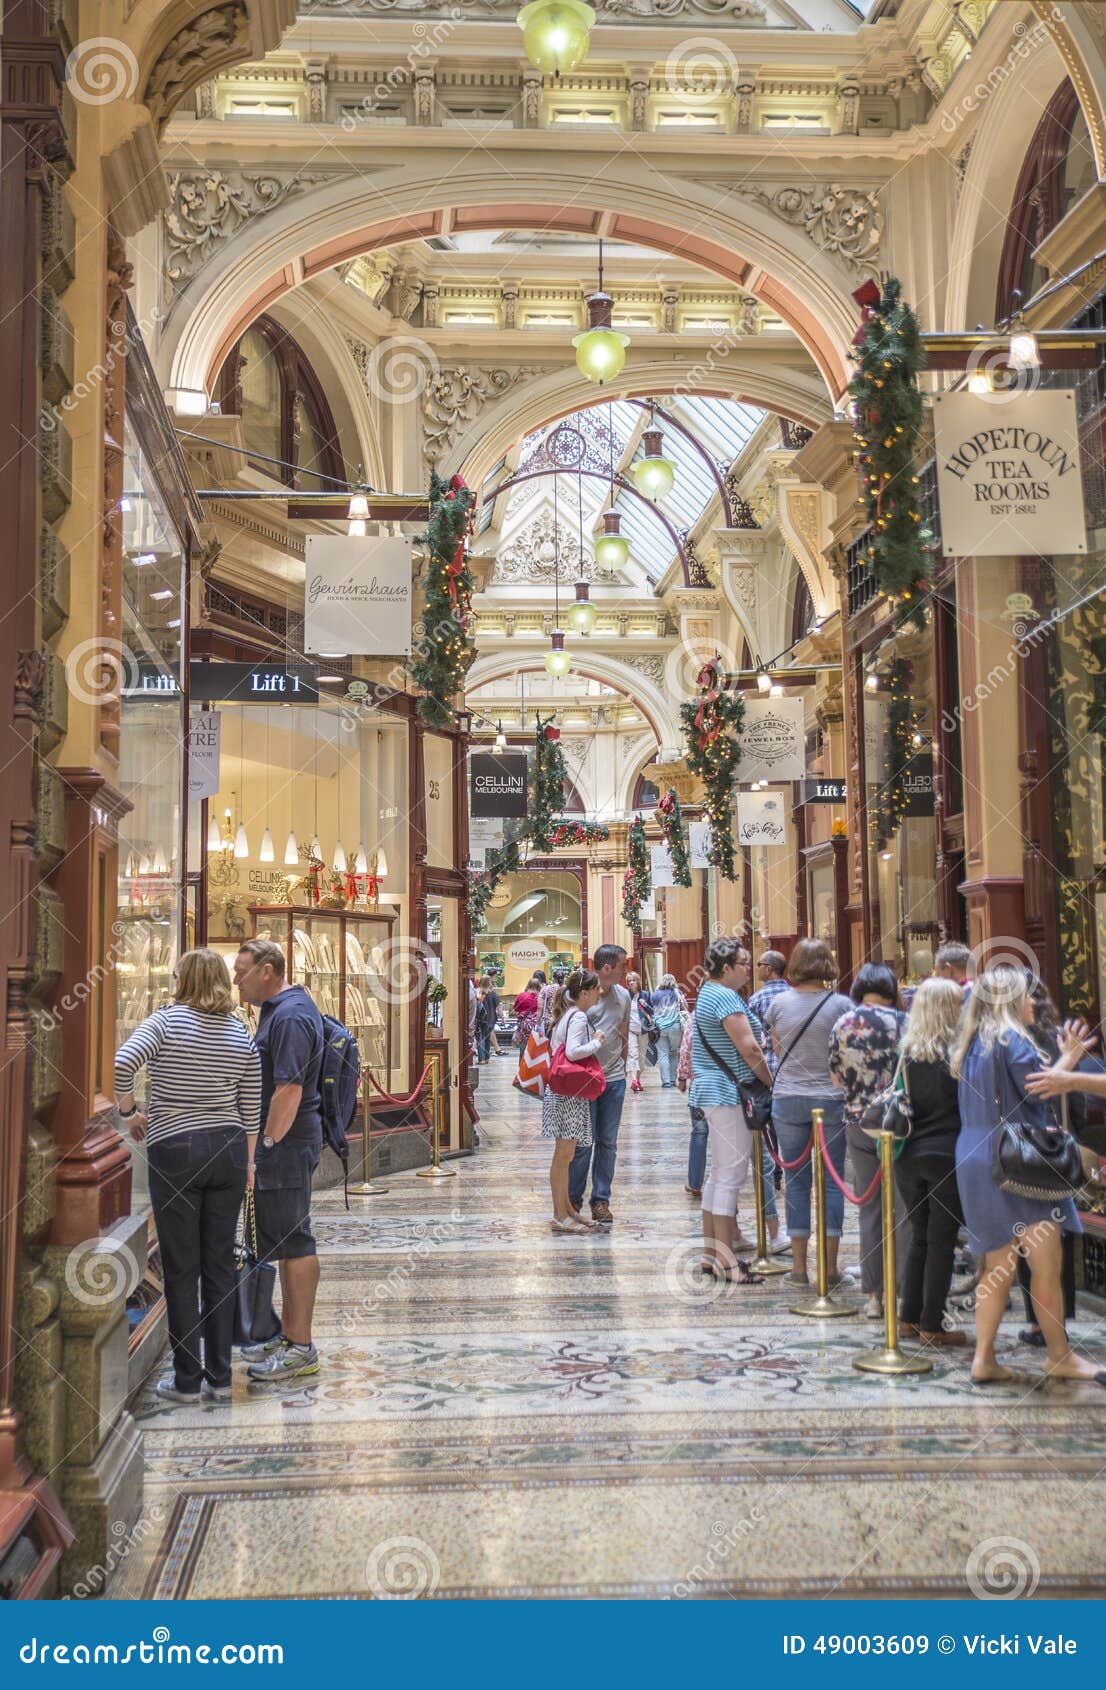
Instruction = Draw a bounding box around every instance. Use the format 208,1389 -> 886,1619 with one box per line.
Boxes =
318,1014 -> 361,1210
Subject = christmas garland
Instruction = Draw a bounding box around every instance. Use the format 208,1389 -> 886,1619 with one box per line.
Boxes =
621,814 -> 651,933
409,470 -> 476,727
655,788 -> 692,888
530,714 -> 567,852
468,836 -> 522,933
546,819 -> 610,848
848,277 -> 933,612
680,658 -> 744,881
876,657 -> 925,847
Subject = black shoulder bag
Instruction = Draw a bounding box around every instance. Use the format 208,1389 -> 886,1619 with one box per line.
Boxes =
696,991 -> 833,1132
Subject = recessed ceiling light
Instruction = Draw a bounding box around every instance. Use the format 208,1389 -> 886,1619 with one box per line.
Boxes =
150,588 -> 174,601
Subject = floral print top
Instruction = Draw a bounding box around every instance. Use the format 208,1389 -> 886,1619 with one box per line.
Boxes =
828,1004 -> 905,1124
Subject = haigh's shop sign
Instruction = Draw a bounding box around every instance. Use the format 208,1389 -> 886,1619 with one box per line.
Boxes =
933,389 -> 1087,559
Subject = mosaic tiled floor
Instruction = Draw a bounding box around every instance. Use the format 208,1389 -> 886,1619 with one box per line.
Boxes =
107,1063 -> 1106,1599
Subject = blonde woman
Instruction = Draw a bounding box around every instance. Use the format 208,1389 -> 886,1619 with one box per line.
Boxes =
895,978 -> 966,1346
952,965 -> 1103,1386
115,949 -> 260,1404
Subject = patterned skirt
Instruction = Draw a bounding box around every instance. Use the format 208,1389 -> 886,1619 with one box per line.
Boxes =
540,1089 -> 592,1144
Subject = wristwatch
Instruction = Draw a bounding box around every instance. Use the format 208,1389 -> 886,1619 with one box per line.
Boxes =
118,1103 -> 136,1119
261,1133 -> 275,1148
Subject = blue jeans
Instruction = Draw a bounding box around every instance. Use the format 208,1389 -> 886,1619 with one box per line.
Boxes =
687,1106 -> 776,1218
771,1092 -> 846,1239
656,1021 -> 682,1086
569,1079 -> 626,1208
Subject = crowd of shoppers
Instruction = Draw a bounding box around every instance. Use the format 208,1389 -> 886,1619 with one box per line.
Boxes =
523,935 -> 1106,1387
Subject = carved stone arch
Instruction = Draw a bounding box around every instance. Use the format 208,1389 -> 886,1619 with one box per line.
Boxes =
265,296 -> 386,490
465,651 -> 682,747
1028,1 -> 1106,179
137,0 -> 295,131
156,167 -> 862,400
452,362 -> 832,490
945,34 -> 1070,332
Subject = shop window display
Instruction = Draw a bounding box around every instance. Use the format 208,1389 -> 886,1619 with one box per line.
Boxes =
476,873 -> 583,1000
204,702 -> 409,1088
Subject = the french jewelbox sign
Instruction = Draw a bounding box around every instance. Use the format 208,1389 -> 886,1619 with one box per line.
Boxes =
304,534 -> 413,657
933,389 -> 1087,558
735,698 -> 806,784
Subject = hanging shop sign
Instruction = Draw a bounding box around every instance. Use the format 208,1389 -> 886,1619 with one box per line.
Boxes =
802,777 -> 847,805
187,710 -> 221,801
304,534 -> 414,657
650,843 -> 676,889
689,820 -> 712,869
505,939 -> 550,972
901,753 -> 935,817
468,816 -> 505,869
470,751 -> 529,818
737,790 -> 790,848
932,390 -> 1087,558
127,661 -> 319,703
735,698 -> 806,784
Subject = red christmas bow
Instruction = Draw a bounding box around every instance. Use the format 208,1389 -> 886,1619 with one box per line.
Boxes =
852,277 -> 881,347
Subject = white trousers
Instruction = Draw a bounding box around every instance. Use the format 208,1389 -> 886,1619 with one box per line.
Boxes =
626,1030 -> 646,1080
701,1105 -> 752,1219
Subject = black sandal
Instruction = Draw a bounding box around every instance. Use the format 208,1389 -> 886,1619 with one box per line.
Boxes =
734,1262 -> 766,1287
1018,1326 -> 1047,1348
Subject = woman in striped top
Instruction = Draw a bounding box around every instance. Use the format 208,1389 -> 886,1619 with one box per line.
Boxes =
115,948 -> 260,1405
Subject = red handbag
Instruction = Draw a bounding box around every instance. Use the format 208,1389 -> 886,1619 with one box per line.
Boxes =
547,1012 -> 606,1100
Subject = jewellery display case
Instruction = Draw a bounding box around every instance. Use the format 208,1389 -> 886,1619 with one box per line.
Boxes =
249,904 -> 398,1094
113,909 -> 177,1039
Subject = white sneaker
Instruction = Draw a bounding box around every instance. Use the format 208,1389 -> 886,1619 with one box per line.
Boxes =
769,1230 -> 792,1255
864,1293 -> 883,1320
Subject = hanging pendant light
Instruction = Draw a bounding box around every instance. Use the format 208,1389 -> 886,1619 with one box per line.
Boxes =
493,722 -> 507,752
310,834 -> 323,860
517,0 -> 594,76
259,828 -> 275,863
375,847 -> 389,880
631,409 -> 677,500
544,628 -> 573,679
257,711 -> 275,863
207,812 -> 222,852
355,842 -> 369,876
566,580 -> 596,634
333,840 -> 347,873
573,239 -> 629,384
594,509 -> 629,571
284,830 -> 299,866
234,823 -> 249,859
347,489 -> 370,520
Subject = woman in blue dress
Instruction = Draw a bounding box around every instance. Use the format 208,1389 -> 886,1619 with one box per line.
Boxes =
952,965 -> 1104,1387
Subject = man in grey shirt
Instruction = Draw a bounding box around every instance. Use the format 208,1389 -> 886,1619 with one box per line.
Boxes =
568,944 -> 630,1227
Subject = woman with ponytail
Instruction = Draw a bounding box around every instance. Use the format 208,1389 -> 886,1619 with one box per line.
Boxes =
542,968 -> 604,1234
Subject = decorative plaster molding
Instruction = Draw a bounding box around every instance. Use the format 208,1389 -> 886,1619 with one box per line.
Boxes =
164,168 -> 328,291
144,3 -> 251,130
492,508 -> 620,584
302,0 -> 766,15
621,654 -> 665,687
422,366 -> 542,466
735,184 -> 882,273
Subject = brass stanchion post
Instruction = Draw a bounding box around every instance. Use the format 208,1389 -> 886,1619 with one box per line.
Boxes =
349,1106 -> 389,1197
791,1108 -> 856,1319
853,1129 -> 931,1374
416,1052 -> 456,1181
749,1127 -> 789,1276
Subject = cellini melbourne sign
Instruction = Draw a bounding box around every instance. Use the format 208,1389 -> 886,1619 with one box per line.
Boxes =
933,390 -> 1087,558
304,535 -> 413,656
470,752 -> 529,818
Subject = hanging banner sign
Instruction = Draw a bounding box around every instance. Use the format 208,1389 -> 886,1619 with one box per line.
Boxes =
304,534 -> 413,657
467,816 -> 505,869
689,821 -> 712,869
187,710 -> 221,801
737,790 -> 790,848
932,389 -> 1087,558
901,753 -> 935,817
650,843 -> 676,889
802,777 -> 847,805
735,697 -> 806,784
470,751 -> 529,818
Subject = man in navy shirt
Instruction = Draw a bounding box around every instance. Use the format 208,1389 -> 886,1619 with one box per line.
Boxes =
235,939 -> 325,1381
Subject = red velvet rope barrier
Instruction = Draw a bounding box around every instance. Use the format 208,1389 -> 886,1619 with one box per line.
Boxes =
816,1113 -> 882,1206
364,1061 -> 434,1109
762,1130 -> 813,1172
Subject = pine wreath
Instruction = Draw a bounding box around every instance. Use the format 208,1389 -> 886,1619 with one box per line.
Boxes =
876,657 -> 925,848
655,788 -> 692,888
848,276 -> 934,614
409,470 -> 476,727
680,658 -> 744,881
530,714 -> 567,852
621,814 -> 651,933
547,819 -> 610,848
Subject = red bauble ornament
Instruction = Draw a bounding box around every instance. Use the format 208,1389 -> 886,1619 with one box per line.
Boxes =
543,725 -> 560,741
449,473 -> 467,491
